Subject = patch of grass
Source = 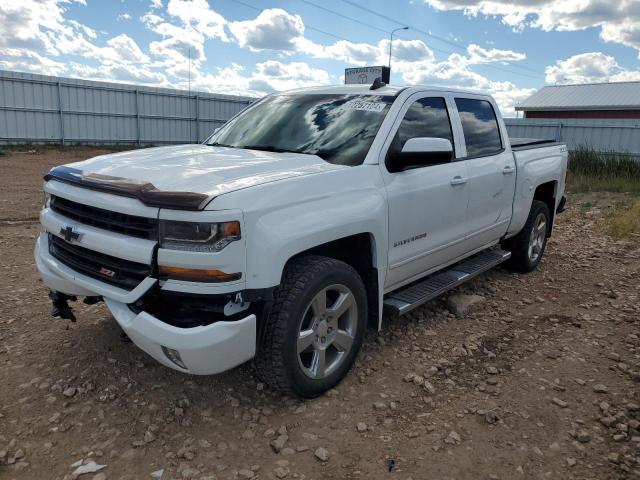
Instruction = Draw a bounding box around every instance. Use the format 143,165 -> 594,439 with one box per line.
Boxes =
578,201 -> 594,213
607,200 -> 640,241
567,147 -> 640,194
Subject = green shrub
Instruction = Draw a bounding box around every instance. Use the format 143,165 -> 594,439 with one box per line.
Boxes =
567,147 -> 640,193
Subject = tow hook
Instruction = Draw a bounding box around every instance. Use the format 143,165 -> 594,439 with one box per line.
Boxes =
48,290 -> 77,322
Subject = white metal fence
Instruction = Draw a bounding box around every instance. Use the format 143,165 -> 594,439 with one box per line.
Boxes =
504,118 -> 640,156
0,70 -> 254,145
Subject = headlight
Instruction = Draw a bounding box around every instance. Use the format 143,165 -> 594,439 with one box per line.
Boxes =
159,220 -> 241,252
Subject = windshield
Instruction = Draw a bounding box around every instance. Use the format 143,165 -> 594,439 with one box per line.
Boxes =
207,94 -> 395,166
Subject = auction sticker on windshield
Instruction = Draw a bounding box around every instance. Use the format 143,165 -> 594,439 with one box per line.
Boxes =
344,100 -> 387,112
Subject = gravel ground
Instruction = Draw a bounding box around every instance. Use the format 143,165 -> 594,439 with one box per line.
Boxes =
0,149 -> 639,480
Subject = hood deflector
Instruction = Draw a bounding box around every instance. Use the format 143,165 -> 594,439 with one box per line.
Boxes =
44,166 -> 209,210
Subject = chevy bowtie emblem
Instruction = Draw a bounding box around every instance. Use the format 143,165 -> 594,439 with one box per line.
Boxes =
60,225 -> 81,242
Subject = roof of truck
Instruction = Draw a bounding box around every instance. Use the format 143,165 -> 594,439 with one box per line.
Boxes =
281,84 -> 490,97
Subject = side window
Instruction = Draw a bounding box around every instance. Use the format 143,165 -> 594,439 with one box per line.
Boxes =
391,97 -> 455,155
454,98 -> 502,157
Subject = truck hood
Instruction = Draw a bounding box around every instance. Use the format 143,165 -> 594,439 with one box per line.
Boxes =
63,144 -> 345,199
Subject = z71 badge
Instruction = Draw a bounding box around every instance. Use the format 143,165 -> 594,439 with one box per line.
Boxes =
394,232 -> 427,248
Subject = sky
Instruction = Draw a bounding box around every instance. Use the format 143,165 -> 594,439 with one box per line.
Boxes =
1,0 -> 639,116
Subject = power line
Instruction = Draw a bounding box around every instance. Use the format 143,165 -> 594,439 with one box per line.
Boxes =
229,0 -> 542,80
341,0 -> 542,78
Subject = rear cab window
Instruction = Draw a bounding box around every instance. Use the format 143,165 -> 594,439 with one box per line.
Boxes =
455,98 -> 502,158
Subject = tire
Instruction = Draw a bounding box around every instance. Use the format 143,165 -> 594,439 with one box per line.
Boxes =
503,200 -> 551,273
254,255 -> 367,398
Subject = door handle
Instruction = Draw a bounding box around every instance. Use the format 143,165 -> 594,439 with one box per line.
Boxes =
502,166 -> 516,175
450,176 -> 467,186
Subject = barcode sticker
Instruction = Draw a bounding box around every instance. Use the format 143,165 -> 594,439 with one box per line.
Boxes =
344,100 -> 387,112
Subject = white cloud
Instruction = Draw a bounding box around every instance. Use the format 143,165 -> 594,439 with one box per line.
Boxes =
184,60 -> 331,97
229,8 -> 304,52
69,62 -> 168,85
117,13 -> 131,21
104,34 -> 149,63
400,51 -> 535,115
545,52 -> 640,84
0,48 -> 66,76
423,0 -> 640,56
466,44 -> 525,64
166,0 -> 227,41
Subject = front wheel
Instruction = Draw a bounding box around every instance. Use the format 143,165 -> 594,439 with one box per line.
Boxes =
254,255 -> 367,398
503,200 -> 551,273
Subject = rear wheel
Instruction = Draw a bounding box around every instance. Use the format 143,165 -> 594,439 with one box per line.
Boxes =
255,255 -> 367,398
504,200 -> 551,273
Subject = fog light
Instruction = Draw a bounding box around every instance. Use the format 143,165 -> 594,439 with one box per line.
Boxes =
161,346 -> 187,369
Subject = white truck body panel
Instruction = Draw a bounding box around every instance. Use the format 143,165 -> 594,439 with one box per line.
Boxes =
35,84 -> 568,376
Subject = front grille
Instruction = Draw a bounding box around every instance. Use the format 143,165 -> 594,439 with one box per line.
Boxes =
49,234 -> 152,290
50,195 -> 158,240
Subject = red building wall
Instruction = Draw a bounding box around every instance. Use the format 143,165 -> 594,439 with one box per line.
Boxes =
524,110 -> 640,119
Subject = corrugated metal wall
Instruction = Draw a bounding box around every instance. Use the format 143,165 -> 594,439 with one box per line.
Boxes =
0,70 -> 255,145
504,118 -> 640,155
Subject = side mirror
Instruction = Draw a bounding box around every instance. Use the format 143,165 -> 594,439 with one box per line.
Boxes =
387,137 -> 454,172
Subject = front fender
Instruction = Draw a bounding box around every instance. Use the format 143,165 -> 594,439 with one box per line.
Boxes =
208,166 -> 388,291
247,189 -> 387,289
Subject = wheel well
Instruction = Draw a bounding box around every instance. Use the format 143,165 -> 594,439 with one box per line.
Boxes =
533,181 -> 557,235
285,233 -> 379,327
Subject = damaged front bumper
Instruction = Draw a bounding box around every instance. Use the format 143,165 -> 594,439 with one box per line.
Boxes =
35,233 -> 257,375
105,298 -> 256,375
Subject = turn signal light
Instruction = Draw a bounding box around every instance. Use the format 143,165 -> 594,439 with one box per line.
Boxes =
159,266 -> 242,283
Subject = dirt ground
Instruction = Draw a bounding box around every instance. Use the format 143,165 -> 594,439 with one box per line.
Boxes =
0,148 -> 638,480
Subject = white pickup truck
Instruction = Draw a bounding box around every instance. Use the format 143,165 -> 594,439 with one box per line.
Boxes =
36,83 -> 567,397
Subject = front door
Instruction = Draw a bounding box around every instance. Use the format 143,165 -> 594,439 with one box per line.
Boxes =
382,95 -> 469,290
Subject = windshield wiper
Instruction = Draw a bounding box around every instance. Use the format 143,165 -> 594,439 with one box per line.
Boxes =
241,144 -> 301,154
209,142 -> 233,147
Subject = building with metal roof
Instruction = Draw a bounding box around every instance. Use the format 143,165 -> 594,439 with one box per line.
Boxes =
515,81 -> 640,119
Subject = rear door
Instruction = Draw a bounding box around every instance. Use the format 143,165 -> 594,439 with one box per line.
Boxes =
381,93 -> 469,290
454,97 -> 515,248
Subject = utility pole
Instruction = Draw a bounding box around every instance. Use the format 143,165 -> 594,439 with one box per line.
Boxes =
188,47 -> 192,144
388,26 -> 409,82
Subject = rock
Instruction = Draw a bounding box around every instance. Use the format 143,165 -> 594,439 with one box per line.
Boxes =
143,431 -> 155,443
314,447 -> 330,462
356,422 -> 367,433
600,416 -> 616,427
238,469 -> 254,479
447,294 -> 485,316
270,435 -> 288,453
71,460 -> 107,479
181,467 -> 200,479
485,411 -> 499,425
373,402 -> 387,410
566,457 -> 577,467
63,387 -> 77,398
150,470 -> 164,479
593,384 -> 608,393
485,366 -> 499,375
576,430 -> 591,443
274,466 -> 289,478
552,397 -> 568,408
444,431 -> 461,445
92,474 -> 107,480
